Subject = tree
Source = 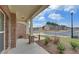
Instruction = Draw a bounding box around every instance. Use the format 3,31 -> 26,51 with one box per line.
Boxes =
46,22 -> 59,26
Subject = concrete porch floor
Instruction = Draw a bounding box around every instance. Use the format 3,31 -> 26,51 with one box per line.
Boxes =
7,39 -> 49,54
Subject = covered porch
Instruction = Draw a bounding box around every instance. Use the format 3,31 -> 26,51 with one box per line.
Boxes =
0,5 -> 49,54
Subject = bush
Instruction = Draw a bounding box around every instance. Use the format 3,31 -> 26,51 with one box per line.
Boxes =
57,43 -> 65,54
70,41 -> 78,50
44,37 -> 50,45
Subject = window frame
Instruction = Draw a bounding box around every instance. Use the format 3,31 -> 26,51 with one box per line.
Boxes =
0,8 -> 6,51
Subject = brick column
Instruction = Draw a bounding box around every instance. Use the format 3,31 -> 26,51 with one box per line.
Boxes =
5,16 -> 9,49
11,13 -> 16,48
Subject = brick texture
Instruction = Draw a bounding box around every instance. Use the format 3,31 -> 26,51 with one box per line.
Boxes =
5,16 -> 9,49
16,23 -> 26,39
0,6 -> 17,49
0,6 -> 11,49
11,13 -> 16,48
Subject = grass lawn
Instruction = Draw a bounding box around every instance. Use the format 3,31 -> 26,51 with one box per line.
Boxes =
59,37 -> 79,47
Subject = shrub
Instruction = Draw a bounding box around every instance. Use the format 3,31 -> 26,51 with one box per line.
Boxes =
44,36 -> 50,45
70,41 -> 78,50
57,43 -> 65,54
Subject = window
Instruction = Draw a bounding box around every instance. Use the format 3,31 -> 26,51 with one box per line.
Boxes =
0,12 -> 4,31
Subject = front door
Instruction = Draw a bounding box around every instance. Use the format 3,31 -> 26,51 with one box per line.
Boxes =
0,11 -> 4,53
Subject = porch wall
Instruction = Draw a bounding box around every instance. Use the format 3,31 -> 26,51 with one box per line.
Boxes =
16,23 -> 26,39
0,6 -> 16,49
0,5 -> 11,49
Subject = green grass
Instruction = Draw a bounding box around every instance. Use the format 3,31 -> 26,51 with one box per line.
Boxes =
60,37 -> 79,43
59,37 -> 79,48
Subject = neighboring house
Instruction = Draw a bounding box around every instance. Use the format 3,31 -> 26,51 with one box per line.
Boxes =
42,24 -> 69,31
33,27 -> 42,32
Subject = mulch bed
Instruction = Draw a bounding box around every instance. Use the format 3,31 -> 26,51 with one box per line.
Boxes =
36,40 -> 79,54
36,40 -> 58,54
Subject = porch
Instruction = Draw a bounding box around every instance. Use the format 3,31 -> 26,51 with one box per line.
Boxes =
7,39 -> 49,54
0,5 -> 48,53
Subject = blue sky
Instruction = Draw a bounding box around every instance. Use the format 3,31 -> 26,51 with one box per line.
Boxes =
33,5 -> 79,27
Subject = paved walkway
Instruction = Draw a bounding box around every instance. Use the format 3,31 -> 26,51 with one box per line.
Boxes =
7,39 -> 49,54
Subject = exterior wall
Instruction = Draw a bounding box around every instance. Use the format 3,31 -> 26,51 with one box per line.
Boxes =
0,5 -> 11,18
16,22 -> 26,39
0,5 -> 11,49
0,6 -> 16,49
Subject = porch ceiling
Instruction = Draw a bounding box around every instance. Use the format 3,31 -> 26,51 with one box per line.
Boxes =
8,5 -> 48,22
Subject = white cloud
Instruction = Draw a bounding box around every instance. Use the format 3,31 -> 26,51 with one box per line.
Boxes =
37,7 -> 51,17
39,17 -> 45,20
33,16 -> 46,27
48,5 -> 77,13
64,5 -> 76,13
36,16 -> 46,22
33,16 -> 45,21
48,5 -> 60,10
33,21 -> 46,27
48,13 -> 64,20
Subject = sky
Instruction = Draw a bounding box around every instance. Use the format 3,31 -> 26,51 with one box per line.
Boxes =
33,5 -> 79,27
